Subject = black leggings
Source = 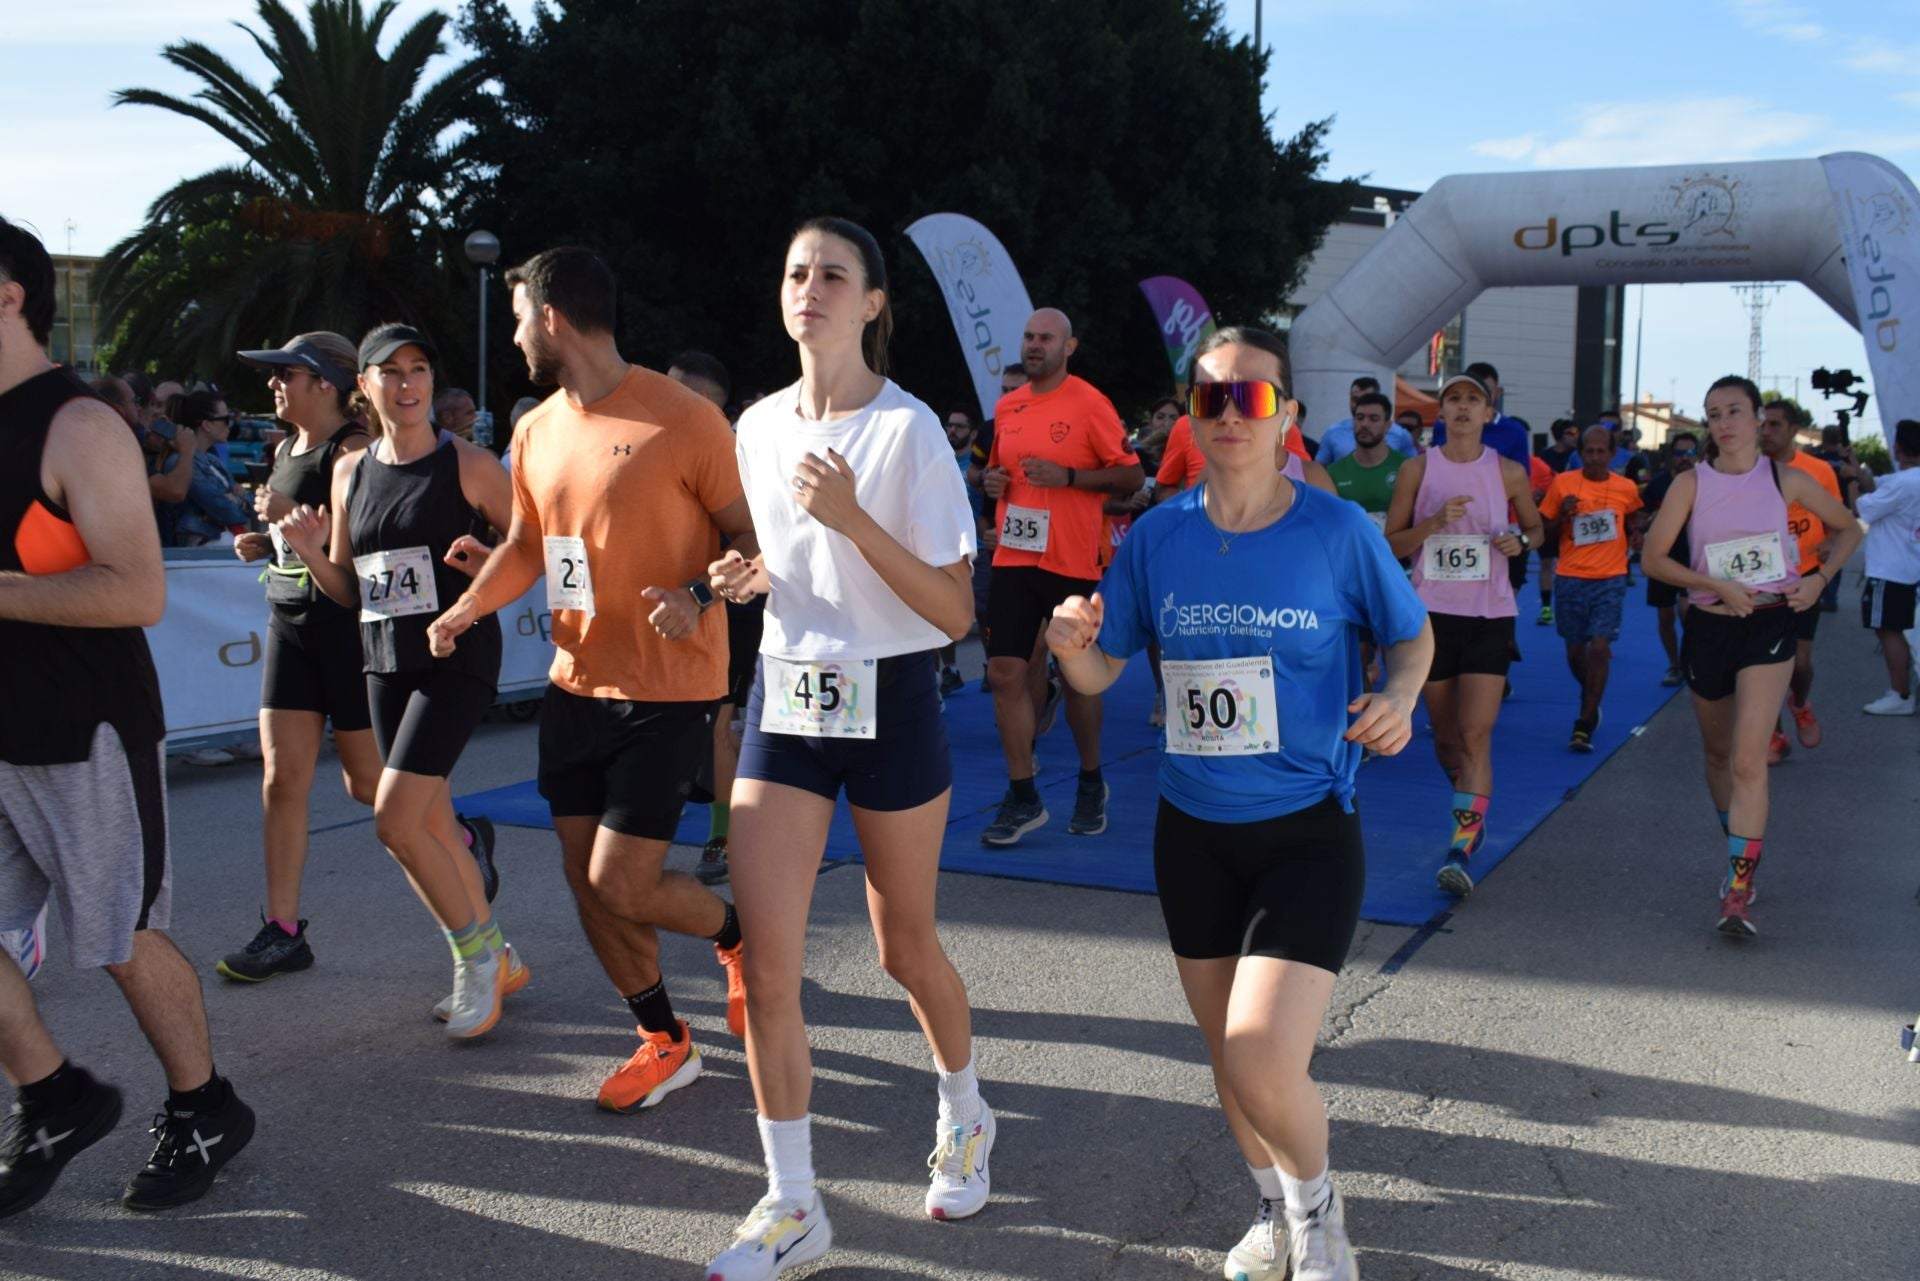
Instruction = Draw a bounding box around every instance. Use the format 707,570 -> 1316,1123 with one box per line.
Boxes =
1152,796 -> 1366,974
367,668 -> 495,779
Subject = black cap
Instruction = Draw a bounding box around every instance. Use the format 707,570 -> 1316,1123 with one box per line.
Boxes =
236,337 -> 355,391
357,323 -> 438,371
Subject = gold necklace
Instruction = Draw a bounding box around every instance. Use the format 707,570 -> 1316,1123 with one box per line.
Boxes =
1204,482 -> 1292,554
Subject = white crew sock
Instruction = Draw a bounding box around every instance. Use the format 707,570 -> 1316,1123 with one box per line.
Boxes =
1249,1162 -> 1286,1201
757,1114 -> 815,1205
1281,1164 -> 1331,1220
935,1058 -> 983,1128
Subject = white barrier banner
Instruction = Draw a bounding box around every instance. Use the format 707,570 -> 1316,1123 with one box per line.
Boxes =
905,212 -> 1036,424
154,558 -> 555,744
1823,151 -> 1920,446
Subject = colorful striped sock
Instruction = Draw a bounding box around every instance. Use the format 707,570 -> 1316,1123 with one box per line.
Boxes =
1726,834 -> 1762,894
478,918 -> 505,957
445,917 -> 485,962
1449,792 -> 1489,856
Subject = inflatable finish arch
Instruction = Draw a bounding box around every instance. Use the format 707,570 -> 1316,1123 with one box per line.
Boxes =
1289,157 -> 1866,438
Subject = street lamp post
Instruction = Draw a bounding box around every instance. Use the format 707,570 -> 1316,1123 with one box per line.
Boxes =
463,229 -> 501,447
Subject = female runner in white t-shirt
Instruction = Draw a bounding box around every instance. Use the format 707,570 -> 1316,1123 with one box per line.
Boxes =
703,217 -> 989,1281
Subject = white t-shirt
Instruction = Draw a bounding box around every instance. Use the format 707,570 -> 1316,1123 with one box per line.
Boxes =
1858,464 -> 1920,586
736,379 -> 977,660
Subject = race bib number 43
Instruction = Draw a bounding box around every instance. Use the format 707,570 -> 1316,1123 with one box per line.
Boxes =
1571,508 -> 1619,547
1704,532 -> 1787,586
999,504 -> 1051,553
353,545 -> 438,621
760,657 -> 877,738
1426,533 -> 1491,581
1162,655 -> 1279,756
543,535 -> 595,618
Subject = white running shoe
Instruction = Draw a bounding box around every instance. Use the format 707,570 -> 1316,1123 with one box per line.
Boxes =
1863,689 -> 1915,716
1288,1185 -> 1358,1281
925,1105 -> 995,1220
0,903 -> 48,981
1224,1195 -> 1288,1280
443,949 -> 505,1039
433,943 -> 529,1021
705,1192 -> 833,1280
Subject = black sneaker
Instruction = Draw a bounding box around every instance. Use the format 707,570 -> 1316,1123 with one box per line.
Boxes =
122,1081 -> 255,1212
695,836 -> 730,885
0,1068 -> 123,1220
939,666 -> 965,697
981,792 -> 1048,847
460,814 -> 500,903
1067,779 -> 1109,836
1035,676 -> 1064,739
215,917 -> 313,983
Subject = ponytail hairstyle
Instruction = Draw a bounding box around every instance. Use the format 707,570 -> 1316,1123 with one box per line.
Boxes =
794,216 -> 892,377
293,330 -> 360,417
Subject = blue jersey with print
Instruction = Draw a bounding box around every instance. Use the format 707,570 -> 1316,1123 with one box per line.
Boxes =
1097,484 -> 1428,823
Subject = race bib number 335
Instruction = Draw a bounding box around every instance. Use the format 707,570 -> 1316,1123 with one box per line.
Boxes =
999,504 -> 1051,553
1162,655 -> 1280,756
760,657 -> 878,738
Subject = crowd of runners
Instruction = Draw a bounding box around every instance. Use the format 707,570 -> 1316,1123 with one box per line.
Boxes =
1,207 -> 1911,1280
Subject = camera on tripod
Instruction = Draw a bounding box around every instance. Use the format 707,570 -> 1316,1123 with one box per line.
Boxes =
1811,367 -> 1871,431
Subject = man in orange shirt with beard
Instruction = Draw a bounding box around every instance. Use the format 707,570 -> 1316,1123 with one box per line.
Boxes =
980,309 -> 1143,845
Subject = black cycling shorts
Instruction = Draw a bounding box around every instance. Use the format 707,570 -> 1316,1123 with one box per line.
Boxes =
367,668 -> 496,779
986,565 -> 1097,662
261,614 -> 372,732
1425,612 -> 1516,682
1153,795 -> 1366,974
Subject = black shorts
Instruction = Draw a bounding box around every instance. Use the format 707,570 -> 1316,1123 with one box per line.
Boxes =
1425,612 -> 1516,682
986,565 -> 1097,661
1152,795 -> 1365,974
1647,576 -> 1683,608
1792,601 -> 1821,642
1862,577 -> 1918,632
738,651 -> 952,812
261,614 -> 372,731
725,598 -> 767,709
537,686 -> 714,840
1681,606 -> 1796,701
367,668 -> 496,778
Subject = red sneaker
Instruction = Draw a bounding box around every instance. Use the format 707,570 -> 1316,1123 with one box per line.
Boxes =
716,941 -> 746,1038
1717,888 -> 1758,938
1766,731 -> 1790,765
1788,696 -> 1821,748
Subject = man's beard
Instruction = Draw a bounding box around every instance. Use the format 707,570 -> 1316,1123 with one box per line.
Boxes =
524,338 -> 564,388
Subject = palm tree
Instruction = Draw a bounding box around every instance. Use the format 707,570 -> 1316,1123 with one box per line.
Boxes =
97,0 -> 487,381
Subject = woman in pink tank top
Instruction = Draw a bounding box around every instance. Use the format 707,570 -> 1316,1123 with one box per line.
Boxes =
1384,374 -> 1543,898
1642,375 -> 1859,939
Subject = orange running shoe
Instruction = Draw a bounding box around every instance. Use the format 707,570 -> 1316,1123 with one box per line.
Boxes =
1788,696 -> 1821,748
1767,731 -> 1790,765
596,1022 -> 701,1113
716,941 -> 747,1038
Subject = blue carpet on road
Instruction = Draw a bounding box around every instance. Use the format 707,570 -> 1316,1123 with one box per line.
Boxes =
457,592 -> 1681,928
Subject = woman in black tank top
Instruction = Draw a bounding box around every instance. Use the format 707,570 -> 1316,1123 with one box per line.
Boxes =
215,332 -> 384,987
275,324 -> 523,1040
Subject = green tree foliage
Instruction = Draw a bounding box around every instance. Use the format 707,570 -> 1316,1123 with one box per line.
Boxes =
97,0 -> 487,391
457,0 -> 1351,418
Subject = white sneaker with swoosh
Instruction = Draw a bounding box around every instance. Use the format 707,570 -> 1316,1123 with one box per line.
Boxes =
706,1193 -> 832,1280
926,1105 -> 995,1220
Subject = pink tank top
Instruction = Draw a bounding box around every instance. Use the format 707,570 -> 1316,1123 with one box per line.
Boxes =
1411,444 -> 1515,618
1686,458 -> 1800,607
1281,452 -> 1305,483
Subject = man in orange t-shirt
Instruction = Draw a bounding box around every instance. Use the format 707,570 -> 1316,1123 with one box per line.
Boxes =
1540,426 -> 1644,751
428,246 -> 758,1111
1760,402 -> 1845,755
979,308 -> 1143,845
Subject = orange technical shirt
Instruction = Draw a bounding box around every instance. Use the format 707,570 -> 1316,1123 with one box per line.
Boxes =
1542,470 -> 1643,579
1784,449 -> 1842,574
988,375 -> 1139,580
509,366 -> 742,702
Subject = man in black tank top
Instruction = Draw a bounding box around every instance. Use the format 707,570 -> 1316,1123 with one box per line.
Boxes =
0,217 -> 255,1217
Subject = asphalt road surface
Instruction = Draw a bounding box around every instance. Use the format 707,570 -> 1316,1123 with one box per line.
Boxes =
5,580 -> 1917,1280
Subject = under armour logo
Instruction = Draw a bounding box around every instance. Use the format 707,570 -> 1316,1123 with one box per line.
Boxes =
28,1125 -> 74,1160
186,1128 -> 223,1165
612,444 -> 631,456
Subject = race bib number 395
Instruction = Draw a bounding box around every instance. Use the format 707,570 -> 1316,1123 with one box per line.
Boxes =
760,657 -> 877,738
1425,533 -> 1491,582
1704,532 -> 1787,586
1571,508 -> 1619,547
1162,655 -> 1280,756
353,545 -> 438,621
543,535 -> 595,618
999,504 -> 1051,553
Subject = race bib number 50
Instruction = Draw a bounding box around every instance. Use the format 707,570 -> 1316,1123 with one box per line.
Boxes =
1162,655 -> 1280,756
543,535 -> 595,618
1704,532 -> 1787,586
353,546 -> 438,621
1425,533 -> 1491,581
760,657 -> 877,738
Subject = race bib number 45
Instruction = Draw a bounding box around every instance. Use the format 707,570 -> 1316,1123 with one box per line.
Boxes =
1426,533 -> 1491,581
1162,655 -> 1279,756
353,546 -> 438,621
1571,508 -> 1619,547
543,535 -> 595,618
999,504 -> 1050,553
760,657 -> 877,738
1704,532 -> 1787,586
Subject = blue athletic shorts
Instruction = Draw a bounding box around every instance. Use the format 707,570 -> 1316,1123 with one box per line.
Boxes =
1554,574 -> 1628,643
738,650 -> 952,812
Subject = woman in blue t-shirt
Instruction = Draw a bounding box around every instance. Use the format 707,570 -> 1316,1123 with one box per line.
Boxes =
1049,327 -> 1431,1281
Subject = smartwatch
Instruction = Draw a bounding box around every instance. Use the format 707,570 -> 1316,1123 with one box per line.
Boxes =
1516,532 -> 1531,551
686,580 -> 717,612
